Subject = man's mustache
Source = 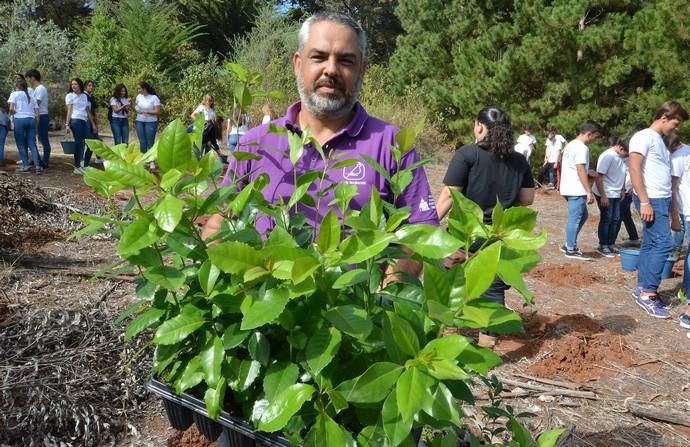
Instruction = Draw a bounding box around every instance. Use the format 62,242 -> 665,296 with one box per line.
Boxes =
314,77 -> 344,91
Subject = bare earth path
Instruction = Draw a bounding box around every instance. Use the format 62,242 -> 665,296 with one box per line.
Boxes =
1,134 -> 689,446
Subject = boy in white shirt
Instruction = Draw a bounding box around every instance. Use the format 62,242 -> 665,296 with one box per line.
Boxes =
593,137 -> 628,257
25,69 -> 50,168
630,100 -> 688,319
669,136 -> 690,329
559,121 -> 602,260
539,128 -> 567,188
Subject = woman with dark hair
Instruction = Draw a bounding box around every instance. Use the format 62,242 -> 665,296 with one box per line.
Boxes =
435,105 -> 535,345
110,84 -> 130,145
134,81 -> 161,168
8,78 -> 41,173
65,78 -> 97,174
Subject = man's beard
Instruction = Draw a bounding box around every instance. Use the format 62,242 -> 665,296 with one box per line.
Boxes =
297,71 -> 362,120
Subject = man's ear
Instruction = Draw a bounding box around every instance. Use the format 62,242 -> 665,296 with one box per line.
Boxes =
361,59 -> 368,77
293,51 -> 301,76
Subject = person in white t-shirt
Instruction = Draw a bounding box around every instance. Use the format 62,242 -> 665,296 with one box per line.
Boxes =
8,78 -> 41,174
226,108 -> 251,152
110,84 -> 130,145
134,81 -> 161,167
25,69 -> 51,168
559,121 -> 602,259
65,78 -> 98,174
669,135 -> 690,329
190,94 -> 222,158
261,103 -> 276,125
538,128 -> 566,187
629,100 -> 689,319
593,137 -> 629,257
515,128 -> 537,163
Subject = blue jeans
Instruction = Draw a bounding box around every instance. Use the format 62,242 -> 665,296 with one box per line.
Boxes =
14,117 -> 41,167
0,125 -> 7,164
111,117 -> 129,145
617,193 -> 639,240
38,114 -> 51,167
70,118 -> 89,167
564,196 -> 588,250
136,120 -> 157,153
595,195 -> 621,246
228,134 -> 239,152
634,196 -> 674,293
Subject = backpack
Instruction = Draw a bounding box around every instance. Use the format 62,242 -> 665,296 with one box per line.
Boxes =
107,104 -> 113,122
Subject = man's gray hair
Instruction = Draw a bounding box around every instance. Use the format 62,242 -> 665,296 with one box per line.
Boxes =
297,12 -> 367,59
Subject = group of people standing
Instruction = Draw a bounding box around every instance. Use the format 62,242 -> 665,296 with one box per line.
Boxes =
0,71 -> 161,174
551,101 -> 690,328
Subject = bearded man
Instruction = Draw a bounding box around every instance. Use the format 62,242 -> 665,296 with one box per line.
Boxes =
202,12 -> 438,241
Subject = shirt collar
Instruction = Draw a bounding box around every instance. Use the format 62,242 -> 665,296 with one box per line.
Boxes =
283,101 -> 369,142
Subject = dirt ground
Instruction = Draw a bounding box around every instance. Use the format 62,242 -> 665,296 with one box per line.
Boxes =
1,131 -> 689,446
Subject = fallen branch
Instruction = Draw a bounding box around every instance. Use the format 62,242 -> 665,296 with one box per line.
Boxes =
500,378 -> 598,400
626,402 -> 690,427
512,372 -> 582,390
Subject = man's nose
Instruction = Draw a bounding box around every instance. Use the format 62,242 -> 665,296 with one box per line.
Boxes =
323,57 -> 338,76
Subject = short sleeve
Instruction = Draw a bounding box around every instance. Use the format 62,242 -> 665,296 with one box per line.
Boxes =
596,152 -> 612,174
629,132 -> 650,157
65,93 -> 73,105
396,149 -> 440,226
7,92 -> 16,104
193,104 -> 204,114
574,144 -> 588,165
672,153 -> 686,177
443,146 -> 473,188
152,95 -> 161,106
110,97 -> 118,106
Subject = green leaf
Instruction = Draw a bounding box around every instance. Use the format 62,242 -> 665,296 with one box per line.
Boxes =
208,241 -> 264,274
291,256 -> 320,284
175,355 -> 204,394
306,327 -> 342,375
396,367 -> 434,422
154,194 -> 184,233
153,305 -> 207,345
241,287 -> 290,330
258,383 -> 315,432
497,259 -> 533,304
341,231 -> 395,263
304,413 -> 346,447
491,200 -> 504,229
105,159 -> 157,187
324,305 -> 373,339
331,183 -> 359,214
464,242 -> 501,298
124,308 -> 165,341
385,209 -> 411,232
160,169 -> 183,191
143,266 -> 185,291
222,323 -> 249,349
317,210 -> 341,254
395,224 -> 462,258
508,417 -> 534,447
331,269 -> 369,289
235,359 -> 262,391
422,383 -> 462,427
459,299 -> 524,334
335,362 -> 403,403
536,428 -> 566,447
248,332 -> 270,366
118,216 -> 161,256
198,260 -> 220,296
423,263 -> 450,305
288,131 -> 305,166
501,206 -> 537,232
501,228 -> 547,251
395,127 -> 417,154
204,378 -> 227,420
86,139 -> 120,161
382,391 -> 413,447
263,362 -> 299,402
385,312 -> 420,357
201,335 -> 224,387
288,170 -> 320,208
157,119 -> 192,173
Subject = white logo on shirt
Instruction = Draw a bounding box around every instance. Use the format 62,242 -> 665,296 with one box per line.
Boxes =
419,198 -> 430,212
343,162 -> 366,182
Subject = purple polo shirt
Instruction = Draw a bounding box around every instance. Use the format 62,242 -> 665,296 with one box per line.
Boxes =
221,101 -> 439,235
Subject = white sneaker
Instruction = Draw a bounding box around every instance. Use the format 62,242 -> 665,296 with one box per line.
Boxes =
73,167 -> 84,175
149,161 -> 156,170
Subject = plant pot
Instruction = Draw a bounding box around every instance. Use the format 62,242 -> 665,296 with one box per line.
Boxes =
619,247 -> 640,271
145,377 -> 290,446
60,140 -> 76,154
162,398 -> 193,431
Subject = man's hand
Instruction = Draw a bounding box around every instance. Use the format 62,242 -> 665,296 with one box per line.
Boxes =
600,195 -> 609,208
586,192 -> 594,204
672,214 -> 682,232
640,203 -> 654,222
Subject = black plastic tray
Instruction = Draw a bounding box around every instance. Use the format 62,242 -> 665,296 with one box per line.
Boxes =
145,377 -> 291,446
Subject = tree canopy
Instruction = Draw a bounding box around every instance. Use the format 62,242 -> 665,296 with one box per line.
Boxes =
390,0 -> 690,141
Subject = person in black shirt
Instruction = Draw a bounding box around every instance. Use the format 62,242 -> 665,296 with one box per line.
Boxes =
436,105 -> 535,335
